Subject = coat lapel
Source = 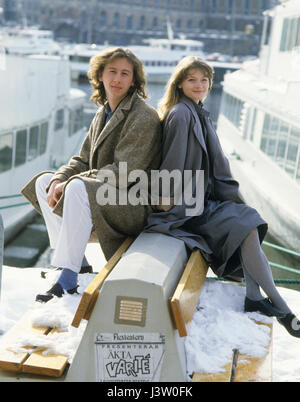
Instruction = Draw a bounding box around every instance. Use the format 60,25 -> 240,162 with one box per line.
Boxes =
92,91 -> 138,154
180,96 -> 208,154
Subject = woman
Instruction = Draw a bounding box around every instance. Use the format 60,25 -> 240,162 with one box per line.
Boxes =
22,47 -> 162,302
146,56 -> 300,338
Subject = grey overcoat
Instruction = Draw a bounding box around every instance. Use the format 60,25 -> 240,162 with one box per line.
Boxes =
145,95 -> 267,277
22,91 -> 162,260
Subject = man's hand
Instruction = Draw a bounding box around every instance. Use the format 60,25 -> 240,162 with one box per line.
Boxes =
47,180 -> 65,208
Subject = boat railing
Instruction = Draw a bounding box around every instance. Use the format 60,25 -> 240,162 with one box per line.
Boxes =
0,194 -> 30,210
0,213 -> 3,302
211,240 -> 300,285
1,195 -> 299,284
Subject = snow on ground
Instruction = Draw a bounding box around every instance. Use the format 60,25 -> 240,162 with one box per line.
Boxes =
0,265 -> 300,381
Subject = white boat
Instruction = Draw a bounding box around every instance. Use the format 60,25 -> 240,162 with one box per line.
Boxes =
0,27 -> 61,55
63,37 -> 242,84
217,0 -> 300,251
0,52 -> 87,244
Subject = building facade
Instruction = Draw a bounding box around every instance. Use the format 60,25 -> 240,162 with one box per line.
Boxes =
3,0 -> 279,55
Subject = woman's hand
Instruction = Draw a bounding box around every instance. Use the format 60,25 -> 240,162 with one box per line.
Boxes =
47,180 -> 65,208
157,197 -> 174,212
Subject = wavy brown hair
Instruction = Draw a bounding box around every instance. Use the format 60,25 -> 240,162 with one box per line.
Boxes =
158,56 -> 214,121
88,47 -> 147,105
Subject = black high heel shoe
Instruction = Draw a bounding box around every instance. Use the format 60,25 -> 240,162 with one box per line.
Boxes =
277,313 -> 300,338
244,297 -> 286,317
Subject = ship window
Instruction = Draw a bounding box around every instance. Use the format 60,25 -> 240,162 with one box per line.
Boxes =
266,116 -> 279,158
15,129 -> 28,167
280,18 -> 290,51
69,108 -> 83,136
296,18 -> 300,47
285,127 -> 300,177
296,156 -> 300,184
260,113 -> 271,153
280,17 -> 300,52
275,121 -> 289,167
55,109 -> 64,130
288,18 -> 298,51
0,132 -> 13,173
221,92 -> 244,130
28,125 -> 39,161
260,114 -> 280,157
249,108 -> 257,142
40,122 -> 48,155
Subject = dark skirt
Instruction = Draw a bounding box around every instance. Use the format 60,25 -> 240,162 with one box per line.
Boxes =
182,199 -> 268,278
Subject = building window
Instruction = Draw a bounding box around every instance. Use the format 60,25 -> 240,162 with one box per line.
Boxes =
228,0 -> 234,13
244,0 -> 250,14
260,0 -> 268,11
139,15 -> 145,29
187,19 -> 193,29
0,132 -> 13,173
210,0 -> 218,13
126,15 -> 133,29
113,12 -> 120,27
152,17 -> 158,28
100,11 -> 107,26
201,0 -> 207,12
15,129 -> 27,167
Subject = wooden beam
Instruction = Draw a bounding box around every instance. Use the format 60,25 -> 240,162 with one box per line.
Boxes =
21,329 -> 69,377
71,237 -> 134,328
234,322 -> 273,382
170,250 -> 208,337
192,350 -> 236,382
0,310 -> 49,372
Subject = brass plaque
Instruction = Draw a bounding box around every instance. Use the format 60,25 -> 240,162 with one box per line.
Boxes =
114,296 -> 147,327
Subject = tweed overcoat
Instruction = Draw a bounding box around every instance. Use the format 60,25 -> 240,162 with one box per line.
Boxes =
22,91 -> 162,260
145,95 -> 267,277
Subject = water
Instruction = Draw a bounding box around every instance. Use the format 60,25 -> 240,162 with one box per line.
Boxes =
75,80 -> 222,125
75,79 -> 300,292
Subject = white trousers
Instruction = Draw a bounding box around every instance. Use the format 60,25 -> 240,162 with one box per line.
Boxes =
35,173 -> 93,273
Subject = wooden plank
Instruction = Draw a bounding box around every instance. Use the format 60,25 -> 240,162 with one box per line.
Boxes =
71,237 -> 134,328
170,250 -> 208,337
234,322 -> 273,382
192,354 -> 234,382
0,310 -> 50,372
22,329 -> 69,378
